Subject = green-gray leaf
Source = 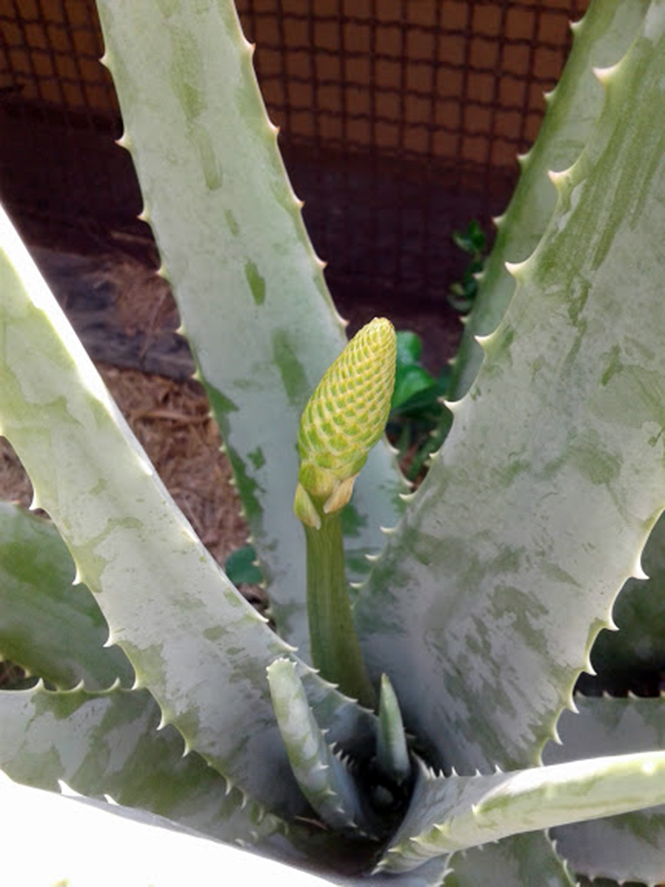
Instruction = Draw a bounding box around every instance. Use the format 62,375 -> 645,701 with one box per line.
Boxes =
545,694 -> 665,885
0,683 -> 290,850
268,658 -> 376,834
356,5 -> 665,778
449,0 -> 649,399
379,750 -> 665,872
94,0 -> 406,657
0,501 -> 133,689
443,833 -> 574,887
0,202 -> 372,819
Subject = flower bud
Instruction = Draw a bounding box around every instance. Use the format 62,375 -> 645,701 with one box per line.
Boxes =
295,317 -> 396,528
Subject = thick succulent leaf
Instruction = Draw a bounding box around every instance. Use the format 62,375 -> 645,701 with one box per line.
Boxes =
369,859 -> 451,887
553,808 -> 665,887
449,0 -> 649,399
0,203 -> 373,818
443,834 -> 574,887
356,5 -> 665,775
0,771 -> 340,887
376,673 -> 411,786
0,501 -> 134,689
377,750 -> 665,873
0,683 -> 293,852
544,695 -> 665,884
267,658 -> 375,835
0,769 -> 452,887
589,511 -> 665,687
94,0 -> 406,657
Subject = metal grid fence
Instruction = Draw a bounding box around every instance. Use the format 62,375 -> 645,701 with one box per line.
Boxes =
0,0 -> 588,309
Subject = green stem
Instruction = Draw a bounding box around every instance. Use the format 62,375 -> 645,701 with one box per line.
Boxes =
304,513 -> 376,710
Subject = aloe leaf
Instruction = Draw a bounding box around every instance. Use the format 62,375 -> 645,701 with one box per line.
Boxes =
0,683 -> 293,851
93,0 -> 406,656
553,811 -> 665,886
0,771 -> 341,887
0,202 -> 371,818
0,501 -> 134,689
589,511 -> 665,687
544,694 -> 665,884
449,0 -> 649,399
376,673 -> 411,786
268,659 -> 375,835
356,5 -> 665,774
1,768 -> 453,887
377,749 -> 665,873
443,834 -> 574,887
545,694 -> 665,763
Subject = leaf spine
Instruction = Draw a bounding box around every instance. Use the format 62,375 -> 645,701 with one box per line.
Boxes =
584,659 -> 597,676
58,780 -> 81,798
593,62 -> 621,85
547,169 -> 568,189
631,555 -> 649,581
505,258 -> 529,280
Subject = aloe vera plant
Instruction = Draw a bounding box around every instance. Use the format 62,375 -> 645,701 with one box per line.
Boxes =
3,0 -> 665,884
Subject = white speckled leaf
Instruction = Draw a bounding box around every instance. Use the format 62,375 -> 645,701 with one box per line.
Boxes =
450,0 -> 649,399
267,659 -> 373,834
545,695 -> 665,885
0,771 -> 339,887
443,834 -> 575,887
94,0 -> 406,658
378,750 -> 665,873
0,203 -> 372,819
356,3 -> 665,776
0,768 -> 454,887
0,683 -> 291,851
0,501 -> 133,689
589,511 -> 665,683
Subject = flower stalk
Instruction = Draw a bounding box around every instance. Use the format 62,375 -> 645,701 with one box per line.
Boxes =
295,318 -> 397,708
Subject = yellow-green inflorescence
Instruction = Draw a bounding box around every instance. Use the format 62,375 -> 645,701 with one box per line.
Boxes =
295,317 -> 397,529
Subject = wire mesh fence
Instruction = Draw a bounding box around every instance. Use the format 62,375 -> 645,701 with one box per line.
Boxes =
0,0 -> 588,314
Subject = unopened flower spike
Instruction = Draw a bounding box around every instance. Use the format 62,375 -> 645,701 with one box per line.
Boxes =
294,317 -> 397,528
